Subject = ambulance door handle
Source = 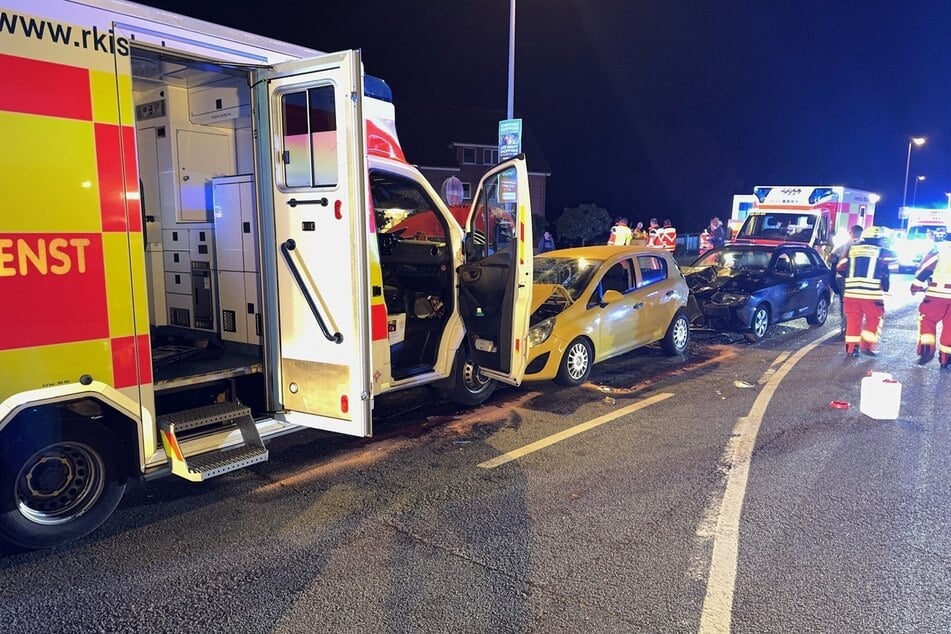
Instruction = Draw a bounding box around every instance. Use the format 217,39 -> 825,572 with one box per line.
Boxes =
280,239 -> 343,344
287,198 -> 328,208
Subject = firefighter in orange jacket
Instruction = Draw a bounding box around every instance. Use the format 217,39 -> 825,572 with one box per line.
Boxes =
836,226 -> 891,356
911,228 -> 951,368
657,219 -> 677,253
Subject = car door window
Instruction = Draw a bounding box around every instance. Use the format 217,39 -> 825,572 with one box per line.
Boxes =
791,250 -> 814,276
774,253 -> 793,275
636,255 -> 668,288
598,260 -> 634,297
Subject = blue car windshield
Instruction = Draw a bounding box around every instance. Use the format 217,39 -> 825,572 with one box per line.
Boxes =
694,248 -> 771,274
533,256 -> 603,301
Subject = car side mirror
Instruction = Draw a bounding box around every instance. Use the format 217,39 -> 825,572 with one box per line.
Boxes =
601,289 -> 624,304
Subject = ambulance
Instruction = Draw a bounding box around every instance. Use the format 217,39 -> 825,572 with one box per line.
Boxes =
0,0 -> 534,548
892,208 -> 949,271
732,186 -> 878,259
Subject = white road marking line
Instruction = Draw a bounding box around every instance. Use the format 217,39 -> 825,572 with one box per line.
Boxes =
698,329 -> 838,633
477,392 -> 674,469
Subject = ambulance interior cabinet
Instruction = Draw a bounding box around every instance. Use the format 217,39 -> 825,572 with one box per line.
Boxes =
213,175 -> 260,345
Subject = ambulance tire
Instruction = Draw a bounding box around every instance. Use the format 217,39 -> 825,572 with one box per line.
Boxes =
0,418 -> 127,549
439,348 -> 497,407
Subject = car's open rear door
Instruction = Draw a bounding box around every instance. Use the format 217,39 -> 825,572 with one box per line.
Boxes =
458,157 -> 533,384
253,50 -> 372,437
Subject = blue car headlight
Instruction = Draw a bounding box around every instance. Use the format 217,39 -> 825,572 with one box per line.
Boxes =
712,292 -> 750,305
528,317 -> 555,348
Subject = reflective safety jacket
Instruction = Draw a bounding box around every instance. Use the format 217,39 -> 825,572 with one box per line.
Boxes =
657,226 -> 677,252
913,240 -> 951,299
607,224 -> 633,246
837,242 -> 890,299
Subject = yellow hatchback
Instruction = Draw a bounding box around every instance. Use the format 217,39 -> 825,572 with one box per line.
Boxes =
524,246 -> 690,385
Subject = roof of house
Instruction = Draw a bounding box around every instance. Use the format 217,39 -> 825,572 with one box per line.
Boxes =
394,101 -> 551,174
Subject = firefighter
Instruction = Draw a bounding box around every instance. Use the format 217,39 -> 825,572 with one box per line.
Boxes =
645,217 -> 662,248
607,217 -> 633,246
659,219 -> 678,253
836,225 -> 891,356
632,221 -> 648,242
911,227 -> 951,368
829,225 -> 865,338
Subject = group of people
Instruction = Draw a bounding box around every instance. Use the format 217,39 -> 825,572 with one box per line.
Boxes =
606,217 -> 678,252
833,224 -> 951,369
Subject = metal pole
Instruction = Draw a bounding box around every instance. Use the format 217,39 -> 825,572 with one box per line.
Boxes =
913,178 -> 921,207
507,0 -> 516,119
901,141 -> 912,230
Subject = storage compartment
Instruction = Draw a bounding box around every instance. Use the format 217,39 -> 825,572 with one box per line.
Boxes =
189,78 -> 249,127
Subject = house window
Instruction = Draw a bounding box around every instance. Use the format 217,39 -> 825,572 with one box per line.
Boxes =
462,182 -> 472,201
462,147 -> 477,164
483,148 -> 498,165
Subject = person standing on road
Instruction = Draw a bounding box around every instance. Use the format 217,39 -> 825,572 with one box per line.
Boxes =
707,217 -> 726,249
607,217 -> 633,246
837,226 -> 891,356
537,230 -> 555,253
911,227 -> 951,368
632,221 -> 648,242
658,219 -> 678,253
830,225 -> 865,337
646,218 -> 662,248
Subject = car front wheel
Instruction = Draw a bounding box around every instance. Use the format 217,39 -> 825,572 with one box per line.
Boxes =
744,304 -> 771,342
555,337 -> 593,386
660,310 -> 690,356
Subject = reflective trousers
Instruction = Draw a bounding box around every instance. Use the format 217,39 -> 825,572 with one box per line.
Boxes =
843,296 -> 884,353
917,295 -> 951,365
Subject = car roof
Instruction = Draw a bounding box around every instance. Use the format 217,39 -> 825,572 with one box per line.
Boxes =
537,245 -> 672,259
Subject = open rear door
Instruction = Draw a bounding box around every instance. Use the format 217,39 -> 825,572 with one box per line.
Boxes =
253,51 -> 372,437
458,157 -> 533,385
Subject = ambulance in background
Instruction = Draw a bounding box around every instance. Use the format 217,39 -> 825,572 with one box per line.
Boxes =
731,186 -> 878,258
0,0 -> 534,548
892,208 -> 950,271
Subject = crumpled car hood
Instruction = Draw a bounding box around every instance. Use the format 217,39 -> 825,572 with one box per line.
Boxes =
531,284 -> 574,313
682,266 -> 765,294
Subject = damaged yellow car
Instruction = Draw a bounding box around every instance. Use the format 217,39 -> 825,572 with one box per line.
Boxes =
524,246 -> 690,386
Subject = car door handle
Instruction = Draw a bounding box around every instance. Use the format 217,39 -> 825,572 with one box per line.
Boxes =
633,302 -> 644,310
665,289 -> 674,297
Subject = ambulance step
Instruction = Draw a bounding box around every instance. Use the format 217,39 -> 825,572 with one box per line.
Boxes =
158,402 -> 268,482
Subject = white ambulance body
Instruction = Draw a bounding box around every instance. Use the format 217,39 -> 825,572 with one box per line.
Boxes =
733,186 -> 877,257
893,208 -> 950,271
0,0 -> 533,547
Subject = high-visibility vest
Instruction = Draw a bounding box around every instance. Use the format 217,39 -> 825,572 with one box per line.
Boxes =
646,228 -> 663,248
658,227 -> 677,252
608,224 -> 633,246
699,231 -> 713,254
840,243 -> 888,299
914,241 -> 951,299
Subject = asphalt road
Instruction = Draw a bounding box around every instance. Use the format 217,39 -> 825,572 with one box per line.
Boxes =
0,275 -> 948,633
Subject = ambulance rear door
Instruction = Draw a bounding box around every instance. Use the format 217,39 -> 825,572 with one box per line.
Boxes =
253,50 -> 372,436
458,157 -> 533,385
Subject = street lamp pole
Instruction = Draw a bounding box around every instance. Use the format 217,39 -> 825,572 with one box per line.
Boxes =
913,175 -> 925,207
901,137 -> 926,229
506,0 -> 516,119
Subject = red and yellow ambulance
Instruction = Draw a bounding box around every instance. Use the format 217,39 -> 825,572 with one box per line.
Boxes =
0,0 -> 533,548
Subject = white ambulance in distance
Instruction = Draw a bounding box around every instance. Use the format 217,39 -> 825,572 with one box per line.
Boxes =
0,0 -> 533,548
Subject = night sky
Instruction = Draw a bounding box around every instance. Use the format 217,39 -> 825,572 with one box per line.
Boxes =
140,0 -> 951,230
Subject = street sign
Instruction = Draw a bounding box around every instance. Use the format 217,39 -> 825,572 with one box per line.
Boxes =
498,118 -> 522,160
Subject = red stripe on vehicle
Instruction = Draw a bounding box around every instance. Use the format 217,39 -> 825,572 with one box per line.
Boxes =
370,303 -> 388,341
0,54 -> 91,120
95,123 -> 127,232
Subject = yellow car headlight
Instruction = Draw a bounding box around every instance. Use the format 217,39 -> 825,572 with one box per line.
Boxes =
528,317 -> 555,348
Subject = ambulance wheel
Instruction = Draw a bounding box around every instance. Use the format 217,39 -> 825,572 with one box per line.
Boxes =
440,348 -> 497,407
744,304 -> 770,342
0,418 -> 127,549
660,310 -> 690,356
555,337 -> 593,386
807,293 -> 830,326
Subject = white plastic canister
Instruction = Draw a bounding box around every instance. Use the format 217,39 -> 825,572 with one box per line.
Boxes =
859,372 -> 902,420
